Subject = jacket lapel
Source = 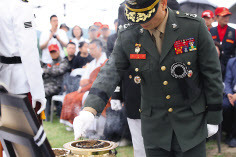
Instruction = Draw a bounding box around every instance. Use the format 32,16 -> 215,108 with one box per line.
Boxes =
139,28 -> 160,61
160,8 -> 180,63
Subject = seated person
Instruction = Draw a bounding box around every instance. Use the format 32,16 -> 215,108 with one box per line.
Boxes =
62,42 -> 81,94
60,39 -> 108,129
42,44 -> 69,120
64,42 -> 77,72
223,57 -> 236,147
73,41 -> 93,69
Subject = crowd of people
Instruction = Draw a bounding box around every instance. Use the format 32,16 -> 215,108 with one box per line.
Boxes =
37,3 -> 236,157
201,8 -> 236,147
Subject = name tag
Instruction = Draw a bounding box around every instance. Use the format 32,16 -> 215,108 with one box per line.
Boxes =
130,54 -> 146,59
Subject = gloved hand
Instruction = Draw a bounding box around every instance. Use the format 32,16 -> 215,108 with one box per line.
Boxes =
32,98 -> 46,115
73,111 -> 95,140
207,124 -> 219,138
110,99 -> 122,111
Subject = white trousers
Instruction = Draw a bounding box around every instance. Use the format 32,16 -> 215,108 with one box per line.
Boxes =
127,118 -> 146,157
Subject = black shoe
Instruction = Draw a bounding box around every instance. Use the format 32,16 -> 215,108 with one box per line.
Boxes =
225,136 -> 232,145
228,138 -> 236,147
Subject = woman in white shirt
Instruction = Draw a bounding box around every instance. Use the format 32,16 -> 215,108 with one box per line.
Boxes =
71,25 -> 89,55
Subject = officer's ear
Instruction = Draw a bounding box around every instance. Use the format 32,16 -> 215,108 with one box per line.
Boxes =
160,0 -> 167,11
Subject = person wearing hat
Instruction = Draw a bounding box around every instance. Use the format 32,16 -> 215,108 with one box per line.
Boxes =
73,0 -> 223,156
42,44 -> 69,120
202,10 -> 214,31
99,24 -> 111,52
210,7 -> 236,79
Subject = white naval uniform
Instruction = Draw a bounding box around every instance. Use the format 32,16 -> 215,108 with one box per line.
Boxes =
0,0 -> 45,101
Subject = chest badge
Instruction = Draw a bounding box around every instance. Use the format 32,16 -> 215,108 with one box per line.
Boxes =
134,76 -> 141,84
130,43 -> 146,59
135,43 -> 141,54
228,31 -> 233,38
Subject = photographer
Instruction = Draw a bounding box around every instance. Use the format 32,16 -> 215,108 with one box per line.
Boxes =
40,15 -> 69,64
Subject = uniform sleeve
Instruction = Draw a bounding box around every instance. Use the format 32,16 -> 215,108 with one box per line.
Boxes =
224,59 -> 234,95
84,32 -> 130,114
12,2 -> 45,100
197,19 -> 224,125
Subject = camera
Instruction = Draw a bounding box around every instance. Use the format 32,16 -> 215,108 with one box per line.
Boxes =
53,35 -> 57,38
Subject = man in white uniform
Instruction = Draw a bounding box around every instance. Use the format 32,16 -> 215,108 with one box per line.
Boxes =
0,0 -> 46,117
40,15 -> 69,64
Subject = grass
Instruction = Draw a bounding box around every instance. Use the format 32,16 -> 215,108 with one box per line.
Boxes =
44,116 -> 236,157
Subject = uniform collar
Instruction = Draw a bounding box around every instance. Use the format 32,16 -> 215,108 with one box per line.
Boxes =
149,9 -> 169,35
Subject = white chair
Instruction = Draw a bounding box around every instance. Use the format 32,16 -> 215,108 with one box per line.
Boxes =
50,94 -> 65,123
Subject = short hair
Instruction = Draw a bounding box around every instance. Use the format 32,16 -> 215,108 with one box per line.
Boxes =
114,19 -> 118,24
72,25 -> 83,38
78,41 -> 87,48
90,39 -> 103,49
67,42 -> 76,47
50,15 -> 57,21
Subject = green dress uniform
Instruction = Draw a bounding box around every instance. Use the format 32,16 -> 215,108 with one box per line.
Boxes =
84,5 -> 223,157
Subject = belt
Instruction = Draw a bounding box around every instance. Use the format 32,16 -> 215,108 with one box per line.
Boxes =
0,56 -> 22,64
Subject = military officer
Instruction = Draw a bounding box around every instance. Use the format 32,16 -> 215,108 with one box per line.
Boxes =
73,0 -> 223,156
0,0 -> 46,117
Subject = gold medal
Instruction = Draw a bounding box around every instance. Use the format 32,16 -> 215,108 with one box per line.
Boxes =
135,43 -> 141,54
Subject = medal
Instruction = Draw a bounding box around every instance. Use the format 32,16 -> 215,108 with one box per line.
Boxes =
188,70 -> 193,78
134,76 -> 141,84
135,43 -> 141,54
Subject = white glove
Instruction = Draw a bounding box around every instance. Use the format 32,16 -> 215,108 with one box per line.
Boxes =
32,98 -> 47,115
73,111 -> 95,140
110,99 -> 122,111
207,124 -> 219,138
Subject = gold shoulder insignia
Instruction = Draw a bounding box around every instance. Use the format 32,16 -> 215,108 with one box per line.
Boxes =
22,0 -> 29,2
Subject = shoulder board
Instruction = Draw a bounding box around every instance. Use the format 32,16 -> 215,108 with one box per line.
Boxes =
118,23 -> 136,33
21,0 -> 29,2
175,11 -> 200,21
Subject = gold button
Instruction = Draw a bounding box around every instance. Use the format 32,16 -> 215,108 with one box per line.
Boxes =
168,108 -> 173,112
129,75 -> 132,79
176,11 -> 180,15
163,81 -> 168,86
187,62 -> 191,66
166,95 -> 171,100
161,66 -> 166,71
135,68 -> 139,72
139,109 -> 142,113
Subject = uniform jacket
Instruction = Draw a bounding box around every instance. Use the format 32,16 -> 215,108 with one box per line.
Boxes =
42,57 -> 69,97
0,0 -> 45,100
84,8 -> 223,152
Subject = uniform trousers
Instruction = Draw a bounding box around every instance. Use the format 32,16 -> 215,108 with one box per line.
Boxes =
145,132 -> 206,157
127,118 -> 146,157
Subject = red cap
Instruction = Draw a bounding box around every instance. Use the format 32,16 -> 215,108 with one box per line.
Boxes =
202,10 -> 214,18
94,22 -> 103,28
215,7 -> 232,16
48,44 -> 59,52
101,24 -> 109,30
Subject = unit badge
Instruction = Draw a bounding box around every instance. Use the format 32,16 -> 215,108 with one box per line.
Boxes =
134,76 -> 141,84
130,43 -> 146,59
174,38 -> 197,55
